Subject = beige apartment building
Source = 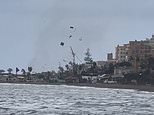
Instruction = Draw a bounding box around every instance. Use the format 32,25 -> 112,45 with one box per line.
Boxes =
128,40 -> 151,61
144,35 -> 154,57
115,44 -> 129,62
115,35 -> 154,62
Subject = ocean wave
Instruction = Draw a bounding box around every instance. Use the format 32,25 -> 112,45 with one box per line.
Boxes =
0,84 -> 154,115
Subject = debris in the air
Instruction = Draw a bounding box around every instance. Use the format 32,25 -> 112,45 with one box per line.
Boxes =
60,42 -> 64,46
70,26 -> 76,32
69,35 -> 72,38
70,26 -> 74,29
79,38 -> 82,41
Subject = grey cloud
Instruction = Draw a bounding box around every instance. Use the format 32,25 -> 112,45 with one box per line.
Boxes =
0,0 -> 154,71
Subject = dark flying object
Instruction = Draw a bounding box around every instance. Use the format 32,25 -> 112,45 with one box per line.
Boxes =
69,35 -> 72,38
70,26 -> 76,32
70,26 -> 74,29
60,42 -> 64,46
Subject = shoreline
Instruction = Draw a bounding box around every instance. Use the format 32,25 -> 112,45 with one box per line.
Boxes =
68,83 -> 154,92
1,82 -> 154,92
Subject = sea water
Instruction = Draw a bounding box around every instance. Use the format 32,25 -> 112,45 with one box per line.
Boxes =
0,83 -> 154,115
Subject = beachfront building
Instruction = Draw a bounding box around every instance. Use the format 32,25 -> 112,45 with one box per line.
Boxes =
96,61 -> 107,68
115,35 -> 154,72
82,75 -> 98,83
115,44 -> 129,62
114,66 -> 134,75
115,38 -> 153,62
128,40 -> 151,61
107,53 -> 113,61
126,35 -> 154,61
107,53 -> 116,64
143,35 -> 154,57
96,59 -> 116,69
128,40 -> 151,72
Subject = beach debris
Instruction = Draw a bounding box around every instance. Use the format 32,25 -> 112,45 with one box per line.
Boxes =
60,42 -> 64,46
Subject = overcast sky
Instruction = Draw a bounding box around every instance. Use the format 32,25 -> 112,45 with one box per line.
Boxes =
0,0 -> 154,72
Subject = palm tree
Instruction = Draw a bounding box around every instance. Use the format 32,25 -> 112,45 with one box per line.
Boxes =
65,64 -> 69,71
0,69 -> 5,75
28,67 -> 32,73
16,67 -> 20,76
21,69 -> 26,75
58,66 -> 64,79
7,68 -> 13,74
84,48 -> 93,64
27,67 -> 32,80
27,67 -> 33,80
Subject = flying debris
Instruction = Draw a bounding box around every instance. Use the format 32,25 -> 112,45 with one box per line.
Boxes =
70,26 -> 74,29
69,35 -> 72,38
70,26 -> 76,32
60,42 -> 64,46
79,38 -> 82,41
